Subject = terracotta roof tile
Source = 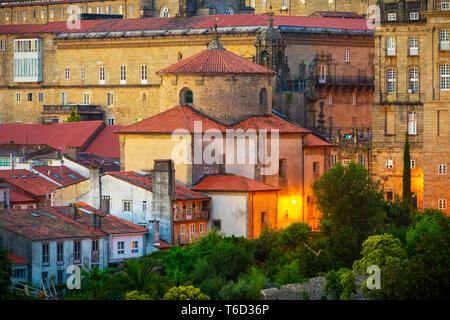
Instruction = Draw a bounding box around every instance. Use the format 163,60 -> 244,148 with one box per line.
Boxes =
10,190 -> 36,203
84,125 -> 124,158
304,133 -> 334,147
32,166 -> 86,187
0,169 -> 59,197
7,252 -> 29,264
157,49 -> 276,75
192,174 -> 280,192
107,171 -> 210,201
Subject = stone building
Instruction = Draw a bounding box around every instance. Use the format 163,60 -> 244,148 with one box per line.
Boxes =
371,0 -> 449,213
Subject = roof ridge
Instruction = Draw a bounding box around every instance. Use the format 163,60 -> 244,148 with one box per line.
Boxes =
218,50 -> 232,72
180,106 -> 194,133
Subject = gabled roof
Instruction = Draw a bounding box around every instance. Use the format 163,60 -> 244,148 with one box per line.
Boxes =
107,171 -> 210,201
0,121 -> 104,152
10,190 -> 36,203
65,152 -> 120,173
157,48 -> 276,75
7,252 -> 29,265
0,207 -> 104,240
84,125 -> 124,158
0,14 -> 372,35
304,133 -> 334,148
117,105 -> 310,134
0,169 -> 59,197
32,166 -> 86,187
192,174 -> 280,192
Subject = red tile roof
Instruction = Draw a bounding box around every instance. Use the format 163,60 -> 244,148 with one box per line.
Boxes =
10,190 -> 36,203
117,105 -> 310,134
0,121 -> 104,152
7,252 -> 29,265
304,134 -> 334,148
32,166 -> 86,187
107,171 -> 210,201
67,152 -> 120,173
0,169 -> 59,197
157,48 -> 276,75
84,125 -> 124,159
192,174 -> 280,192
0,207 -> 104,240
0,14 -> 372,35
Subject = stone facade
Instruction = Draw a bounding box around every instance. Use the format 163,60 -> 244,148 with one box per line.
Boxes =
371,0 -> 449,213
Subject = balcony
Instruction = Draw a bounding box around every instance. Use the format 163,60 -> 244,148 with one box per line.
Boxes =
378,91 -> 424,104
41,104 -> 104,123
173,209 -> 209,222
314,75 -> 374,87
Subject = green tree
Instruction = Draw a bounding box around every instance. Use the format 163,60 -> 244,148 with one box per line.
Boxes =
402,133 -> 411,205
277,223 -> 310,253
125,290 -> 153,300
324,268 -> 353,300
0,247 -> 11,299
353,234 -> 407,299
163,286 -> 210,300
67,109 -> 80,122
404,208 -> 450,299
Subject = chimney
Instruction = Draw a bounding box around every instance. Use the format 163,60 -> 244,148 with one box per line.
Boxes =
153,220 -> 160,245
89,166 -> 102,210
67,146 -> 79,162
90,211 -> 102,229
100,196 -> 110,215
152,160 -> 175,196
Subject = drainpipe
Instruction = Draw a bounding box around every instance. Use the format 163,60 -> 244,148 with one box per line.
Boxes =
432,27 -> 435,101
250,192 -> 254,240
301,136 -> 305,223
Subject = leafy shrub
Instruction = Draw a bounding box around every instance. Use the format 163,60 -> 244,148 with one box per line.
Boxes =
163,286 -> 210,300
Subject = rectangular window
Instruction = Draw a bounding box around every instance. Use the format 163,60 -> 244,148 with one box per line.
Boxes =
80,67 -> 86,80
107,6 -> 113,14
409,69 -> 419,93
318,65 -> 326,83
41,9 -> 45,19
73,240 -> 81,263
342,159 -> 351,166
438,164 -> 447,175
42,243 -> 49,265
386,159 -> 393,169
313,162 -> 320,172
64,67 -> 70,80
50,9 -> 54,19
123,200 -> 131,212
409,37 -> 419,56
387,13 -> 397,21
0,41 -> 5,50
99,67 -> 105,84
97,7 -> 103,14
23,11 -> 26,20
328,92 -> 333,105
344,49 -> 350,62
107,93 -> 114,106
129,4 -> 134,15
358,155 -> 366,167
261,211 -> 268,229
41,271 -> 48,281
190,223 -> 195,235
16,93 -> 21,102
120,65 -> 126,84
131,241 -> 138,253
199,223 -> 205,233
141,65 -> 148,84
408,111 -> 417,135
438,199 -> 447,210
441,2 -> 450,10
180,224 -> 186,234
142,201 -> 147,212
83,93 -> 90,105
57,242 -> 64,264
440,64 -> 450,90
386,191 -> 393,201
38,92 -> 44,102
386,37 -> 396,56
13,268 -> 26,279
410,12 -> 419,20
57,270 -> 64,284
92,239 -> 99,252
330,154 -> 337,166
352,92 -> 357,105
61,92 -> 68,105
27,92 -> 33,102
279,159 -> 287,180
411,159 -> 416,169
212,219 -> 221,231
117,241 -> 125,255
13,39 -> 42,82
386,70 -> 396,93
60,8 -> 64,18
440,30 -> 449,51
108,118 -> 115,125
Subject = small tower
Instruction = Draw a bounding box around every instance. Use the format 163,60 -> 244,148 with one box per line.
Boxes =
255,10 -> 288,89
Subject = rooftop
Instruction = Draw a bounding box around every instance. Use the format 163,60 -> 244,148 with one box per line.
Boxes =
0,169 -> 59,197
117,105 -> 310,135
7,252 -> 29,265
65,152 -> 120,173
304,133 -> 334,148
83,125 -> 124,159
107,171 -> 210,201
0,14 -> 373,36
10,190 -> 36,203
192,174 -> 280,192
32,166 -> 86,187
157,48 -> 276,75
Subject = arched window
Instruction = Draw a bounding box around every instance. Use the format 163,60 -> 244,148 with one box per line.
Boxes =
177,52 -> 182,61
225,7 -> 234,15
180,88 -> 193,106
259,88 -> 268,107
160,7 -> 170,18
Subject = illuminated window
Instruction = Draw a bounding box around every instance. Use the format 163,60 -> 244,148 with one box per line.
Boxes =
131,241 -> 138,253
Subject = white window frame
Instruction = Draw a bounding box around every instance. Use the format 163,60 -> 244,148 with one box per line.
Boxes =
410,159 -> 416,169
386,69 -> 397,93
64,67 -> 70,80
409,36 -> 419,56
199,223 -> 205,233
117,241 -> 125,255
80,67 -> 86,80
409,69 -> 419,93
142,201 -> 147,213
386,159 -> 394,169
441,2 -> 450,10
410,12 -> 419,20
107,92 -> 114,106
141,64 -> 147,84
131,241 -> 138,253
123,200 -> 131,212
318,65 -> 326,83
16,92 -> 21,102
328,92 -> 333,105
352,92 -> 357,105
180,224 -> 186,234
108,117 -> 115,125
438,199 -> 447,210
129,4 -> 134,15
160,7 -> 169,18
387,13 -> 397,21
330,154 -> 337,166
99,67 -> 105,84
440,30 -> 449,51
344,49 -> 350,62
83,93 -> 90,105
61,92 -> 68,105
120,65 -> 126,84
438,164 -> 447,175
0,41 -> 5,50
386,37 -> 396,56
440,64 -> 450,90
